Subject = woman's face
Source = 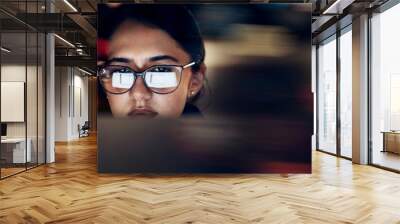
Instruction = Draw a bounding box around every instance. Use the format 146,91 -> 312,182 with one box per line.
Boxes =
105,21 -> 204,118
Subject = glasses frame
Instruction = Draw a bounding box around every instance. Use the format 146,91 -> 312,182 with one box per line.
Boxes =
98,61 -> 196,95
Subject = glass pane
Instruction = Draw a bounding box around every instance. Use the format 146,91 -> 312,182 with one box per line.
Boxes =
312,45 -> 317,150
317,36 -> 337,154
340,28 -> 352,158
73,68 -> 89,139
1,31 -> 27,177
27,31 -> 38,169
371,4 -> 400,171
0,1 -> 46,178
38,32 -> 45,165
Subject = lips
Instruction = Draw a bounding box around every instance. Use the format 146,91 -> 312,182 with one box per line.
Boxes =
128,108 -> 158,119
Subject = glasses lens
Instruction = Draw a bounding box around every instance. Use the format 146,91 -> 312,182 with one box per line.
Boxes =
99,66 -> 135,94
145,65 -> 182,93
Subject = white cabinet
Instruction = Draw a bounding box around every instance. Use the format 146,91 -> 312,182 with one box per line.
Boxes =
1,138 -> 32,163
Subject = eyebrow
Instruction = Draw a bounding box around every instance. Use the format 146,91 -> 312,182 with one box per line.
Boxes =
105,57 -> 130,65
106,55 -> 180,65
148,55 -> 179,63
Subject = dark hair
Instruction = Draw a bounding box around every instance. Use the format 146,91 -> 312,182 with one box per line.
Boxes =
98,4 -> 207,104
99,4 -> 205,72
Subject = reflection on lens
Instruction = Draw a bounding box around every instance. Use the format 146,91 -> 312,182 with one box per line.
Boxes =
112,72 -> 135,89
145,66 -> 181,94
99,65 -> 183,94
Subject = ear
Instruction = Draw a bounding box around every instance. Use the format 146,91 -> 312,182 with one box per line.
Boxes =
188,63 -> 206,98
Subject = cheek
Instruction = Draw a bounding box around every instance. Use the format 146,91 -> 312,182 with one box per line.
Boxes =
152,75 -> 191,117
107,94 -> 132,114
152,88 -> 187,117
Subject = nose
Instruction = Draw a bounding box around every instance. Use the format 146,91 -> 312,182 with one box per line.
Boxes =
129,76 -> 152,104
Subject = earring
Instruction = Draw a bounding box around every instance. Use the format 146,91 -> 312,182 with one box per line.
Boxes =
188,91 -> 195,99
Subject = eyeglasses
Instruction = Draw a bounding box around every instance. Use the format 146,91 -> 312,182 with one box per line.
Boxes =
98,61 -> 196,94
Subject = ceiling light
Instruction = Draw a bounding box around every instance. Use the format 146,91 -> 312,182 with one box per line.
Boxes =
322,0 -> 354,15
78,67 -> 93,76
1,47 -> 11,53
322,0 -> 342,14
63,0 -> 78,12
54,34 -> 75,48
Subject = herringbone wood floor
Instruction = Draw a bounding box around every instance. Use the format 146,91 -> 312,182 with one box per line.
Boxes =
1,134 -> 400,224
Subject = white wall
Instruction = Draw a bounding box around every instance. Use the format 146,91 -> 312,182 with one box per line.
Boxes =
55,67 -> 89,141
1,65 -> 25,129
1,65 -> 38,138
55,66 -> 69,141
72,73 -> 89,138
1,63 -> 46,164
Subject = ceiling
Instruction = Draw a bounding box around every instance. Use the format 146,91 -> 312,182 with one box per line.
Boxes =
0,0 -> 390,71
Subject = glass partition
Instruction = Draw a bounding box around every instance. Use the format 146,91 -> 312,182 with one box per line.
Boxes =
370,3 -> 400,171
27,31 -> 38,169
0,1 -> 46,179
339,27 -> 352,158
317,35 -> 337,154
1,30 -> 28,177
38,32 -> 45,165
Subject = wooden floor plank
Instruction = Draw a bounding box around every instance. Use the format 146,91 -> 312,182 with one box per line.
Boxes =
0,134 -> 400,223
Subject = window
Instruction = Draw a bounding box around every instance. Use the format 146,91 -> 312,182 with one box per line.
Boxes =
317,35 -> 337,154
339,27 -> 352,158
370,2 -> 400,171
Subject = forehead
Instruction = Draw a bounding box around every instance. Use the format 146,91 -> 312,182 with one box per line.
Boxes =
107,21 -> 189,64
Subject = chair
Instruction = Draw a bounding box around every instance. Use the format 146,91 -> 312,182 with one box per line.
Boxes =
78,121 -> 90,138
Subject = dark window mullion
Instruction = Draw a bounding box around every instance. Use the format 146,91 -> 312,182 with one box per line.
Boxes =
25,0 -> 28,171
367,11 -> 373,165
337,29 -> 341,157
36,0 -> 39,168
316,44 -> 320,150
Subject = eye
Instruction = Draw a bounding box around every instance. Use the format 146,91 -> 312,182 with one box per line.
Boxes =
119,67 -> 131,73
150,66 -> 172,72
110,67 -> 131,77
